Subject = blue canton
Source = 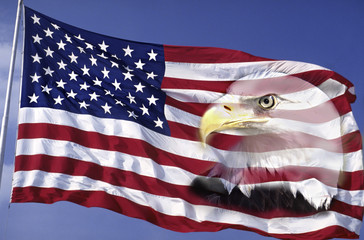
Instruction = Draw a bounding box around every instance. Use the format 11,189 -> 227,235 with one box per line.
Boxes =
22,7 -> 169,135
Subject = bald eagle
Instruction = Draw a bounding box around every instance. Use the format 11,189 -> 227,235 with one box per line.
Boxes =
192,75 -> 344,212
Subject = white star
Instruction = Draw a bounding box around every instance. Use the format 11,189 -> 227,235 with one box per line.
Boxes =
123,65 -> 134,72
31,14 -> 40,25
112,79 -> 121,91
43,67 -> 54,77
51,23 -> 60,30
68,52 -> 78,63
110,61 -> 119,68
41,85 -> 52,94
77,46 -> 86,54
81,65 -> 90,76
154,117 -> 164,129
32,34 -> 42,44
97,53 -> 108,59
122,71 -> 134,81
104,89 -> 114,97
69,71 -> 78,81
112,54 -> 120,60
28,93 -> 39,103
43,28 -> 54,38
101,67 -> 110,79
85,42 -> 94,50
115,99 -> 125,106
127,110 -> 138,119
134,59 -> 145,70
123,45 -> 134,57
31,53 -> 42,63
89,92 -> 100,101
126,92 -> 136,104
93,77 -> 102,86
146,72 -> 158,80
56,79 -> 67,89
101,103 -> 112,114
89,55 -> 97,66
139,104 -> 149,116
79,101 -> 89,109
66,89 -> 77,99
74,34 -> 85,41
57,60 -> 67,70
99,41 -> 109,51
64,34 -> 72,43
79,82 -> 90,91
147,49 -> 158,61
134,82 -> 145,93
30,73 -> 41,83
57,40 -> 67,50
44,47 -> 54,58
54,95 -> 64,105
147,95 -> 159,106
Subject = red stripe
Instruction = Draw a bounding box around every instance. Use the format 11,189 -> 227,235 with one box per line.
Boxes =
162,77 -> 232,93
339,170 -> 364,191
165,90 -> 352,125
17,122 -> 362,154
164,45 -> 271,63
275,69 -> 354,105
166,94 -> 352,125
17,123 -> 212,176
162,75 -> 316,96
163,68 -> 355,119
17,154 -> 362,219
270,100 -> 350,123
168,121 -> 200,141
206,130 -> 362,153
291,70 -> 339,88
330,199 -> 364,221
210,164 -> 339,188
332,94 -> 352,116
165,95 -> 210,116
163,45 -> 355,106
11,187 -> 360,239
15,154 -> 363,192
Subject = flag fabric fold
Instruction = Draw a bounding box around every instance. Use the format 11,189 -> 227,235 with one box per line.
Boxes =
11,6 -> 364,239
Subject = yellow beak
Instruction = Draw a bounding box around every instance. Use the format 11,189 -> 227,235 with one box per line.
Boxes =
199,104 -> 268,144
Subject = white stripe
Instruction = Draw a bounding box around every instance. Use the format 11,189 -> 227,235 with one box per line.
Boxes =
165,104 -> 360,140
17,107 -> 346,141
16,136 -> 361,174
165,60 -> 329,81
12,170 -> 362,235
341,112 -> 361,136
318,78 -> 347,100
164,87 -> 335,109
164,89 -> 224,103
17,108 -> 363,172
13,140 -> 364,207
343,150 -> 364,172
165,61 -> 348,101
166,103 -> 356,139
232,180 -> 364,207
336,188 -> 364,207
16,138 -> 195,186
262,117 -> 342,139
164,79 -> 345,111
165,105 -> 201,127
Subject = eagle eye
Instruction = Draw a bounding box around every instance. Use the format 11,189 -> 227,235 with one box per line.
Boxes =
258,95 -> 276,110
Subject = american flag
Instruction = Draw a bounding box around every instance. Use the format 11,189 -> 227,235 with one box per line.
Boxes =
11,7 -> 363,239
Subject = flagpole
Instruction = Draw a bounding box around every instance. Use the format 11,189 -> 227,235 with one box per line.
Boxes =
0,0 -> 23,188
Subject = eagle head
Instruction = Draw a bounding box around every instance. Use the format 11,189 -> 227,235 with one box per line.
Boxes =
194,75 -> 344,212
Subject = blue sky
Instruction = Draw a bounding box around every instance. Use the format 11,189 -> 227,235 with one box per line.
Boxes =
0,0 -> 363,239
